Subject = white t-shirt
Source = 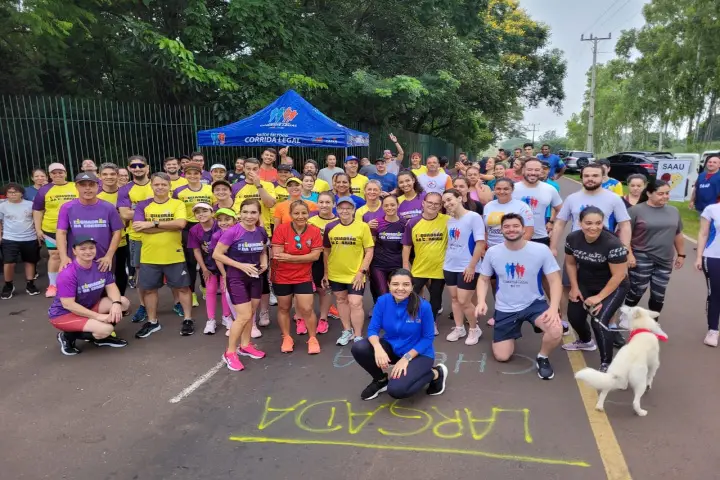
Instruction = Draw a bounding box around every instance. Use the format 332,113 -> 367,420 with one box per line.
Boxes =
417,172 -> 450,194
512,181 -> 563,239
480,241 -> 560,313
444,211 -> 486,272
317,167 -> 344,185
557,189 -> 630,232
701,203 -> 720,259
0,200 -> 37,241
482,199 -> 534,248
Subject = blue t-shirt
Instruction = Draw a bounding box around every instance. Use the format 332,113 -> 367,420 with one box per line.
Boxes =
367,172 -> 398,192
23,186 -> 40,201
537,153 -> 565,178
332,194 -> 365,215
543,179 -> 560,220
695,172 -> 720,213
367,294 -> 435,359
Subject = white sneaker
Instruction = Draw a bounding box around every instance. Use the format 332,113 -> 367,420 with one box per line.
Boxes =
336,329 -> 354,346
465,326 -> 482,345
251,322 -> 263,339
446,326 -> 467,342
269,291 -> 278,306
437,306 -> 444,315
258,310 -> 271,327
353,336 -> 364,343
225,329 -> 230,337
221,315 -> 233,330
434,323 -> 439,336
704,330 -> 719,347
203,319 -> 217,335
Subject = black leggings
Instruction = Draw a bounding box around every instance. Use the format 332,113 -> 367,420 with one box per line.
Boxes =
114,245 -> 129,295
702,257 -> 720,330
567,283 -> 628,364
368,266 -> 396,303
412,277 -> 445,321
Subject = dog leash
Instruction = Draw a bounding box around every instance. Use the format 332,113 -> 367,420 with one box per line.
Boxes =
583,304 -> 631,333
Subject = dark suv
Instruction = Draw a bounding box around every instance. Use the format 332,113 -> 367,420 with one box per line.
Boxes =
601,152 -> 661,182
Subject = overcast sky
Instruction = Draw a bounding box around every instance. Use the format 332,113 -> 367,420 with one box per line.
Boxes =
518,0 -> 649,138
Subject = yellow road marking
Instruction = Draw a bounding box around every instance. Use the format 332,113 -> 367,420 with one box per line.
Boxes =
229,435 -> 591,467
564,335 -> 633,479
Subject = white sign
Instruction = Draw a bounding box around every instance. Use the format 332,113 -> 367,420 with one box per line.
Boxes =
656,160 -> 692,202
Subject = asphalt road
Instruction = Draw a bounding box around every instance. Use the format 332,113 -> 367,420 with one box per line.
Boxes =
0,178 -> 716,480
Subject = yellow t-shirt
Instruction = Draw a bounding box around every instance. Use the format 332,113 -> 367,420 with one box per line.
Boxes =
313,178 -> 331,193
135,198 -> 187,264
232,181 -> 276,236
402,213 -> 449,279
170,176 -> 189,191
274,182 -> 289,203
355,202 -> 382,222
172,184 -> 215,223
323,219 -> 375,284
308,213 -> 338,236
118,181 -> 154,241
411,166 -> 428,177
97,189 -> 127,247
349,174 -> 369,198
33,182 -> 78,233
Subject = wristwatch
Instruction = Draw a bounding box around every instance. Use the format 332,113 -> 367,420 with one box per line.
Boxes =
403,353 -> 413,362
256,184 -> 264,189
112,301 -> 122,305
361,269 -> 368,274
678,254 -> 686,258
153,220 -> 159,228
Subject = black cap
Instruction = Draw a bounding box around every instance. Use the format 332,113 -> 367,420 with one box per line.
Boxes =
372,157 -> 386,164
74,172 -> 100,183
72,235 -> 97,247
212,179 -> 232,191
277,164 -> 294,172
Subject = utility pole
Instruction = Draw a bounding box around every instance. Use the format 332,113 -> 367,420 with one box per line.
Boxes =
526,123 -> 539,144
581,33 -> 612,153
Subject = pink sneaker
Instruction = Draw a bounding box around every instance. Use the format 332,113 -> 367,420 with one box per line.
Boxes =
486,317 -> 495,326
45,285 -> 57,298
222,352 -> 245,371
296,318 -> 308,335
239,343 -> 266,359
317,318 -> 329,334
251,321 -> 263,339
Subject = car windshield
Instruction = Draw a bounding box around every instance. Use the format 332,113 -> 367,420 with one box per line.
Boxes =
572,151 -> 592,157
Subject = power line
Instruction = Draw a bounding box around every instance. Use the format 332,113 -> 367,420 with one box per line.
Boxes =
597,0 -> 635,30
581,0 -> 626,34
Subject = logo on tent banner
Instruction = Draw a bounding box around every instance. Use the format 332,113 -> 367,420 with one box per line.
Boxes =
263,107 -> 299,127
210,132 -> 226,145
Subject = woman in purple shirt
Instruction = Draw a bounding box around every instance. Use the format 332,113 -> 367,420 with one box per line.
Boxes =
397,170 -> 425,221
213,199 -> 269,372
369,195 -> 407,303
49,237 -> 131,355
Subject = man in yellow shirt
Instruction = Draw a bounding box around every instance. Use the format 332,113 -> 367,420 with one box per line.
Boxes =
132,172 -> 193,338
164,157 -> 188,191
303,160 -> 330,192
345,155 -> 369,198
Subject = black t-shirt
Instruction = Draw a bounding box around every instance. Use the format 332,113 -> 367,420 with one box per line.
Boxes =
564,229 -> 628,292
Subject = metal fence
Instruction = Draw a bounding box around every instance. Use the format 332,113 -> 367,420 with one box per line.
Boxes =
0,95 -> 468,184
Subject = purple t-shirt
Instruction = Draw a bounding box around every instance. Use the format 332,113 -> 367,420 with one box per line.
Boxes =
217,224 -> 268,280
371,217 -> 407,270
362,208 -> 384,224
188,221 -> 220,273
48,261 -> 115,318
398,193 -> 425,222
56,199 -> 124,259
201,170 -> 213,185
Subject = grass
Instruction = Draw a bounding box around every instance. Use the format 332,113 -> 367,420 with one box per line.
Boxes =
563,173 -> 699,239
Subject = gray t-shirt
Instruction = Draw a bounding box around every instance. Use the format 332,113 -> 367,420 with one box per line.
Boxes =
359,164 -> 377,176
0,200 -> 37,241
317,167 -> 344,185
629,203 -> 682,267
385,158 -> 401,175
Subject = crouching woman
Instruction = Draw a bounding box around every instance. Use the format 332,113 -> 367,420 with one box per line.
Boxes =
351,268 -> 448,401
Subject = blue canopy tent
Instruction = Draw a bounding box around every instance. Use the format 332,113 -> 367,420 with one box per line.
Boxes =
197,90 -> 369,150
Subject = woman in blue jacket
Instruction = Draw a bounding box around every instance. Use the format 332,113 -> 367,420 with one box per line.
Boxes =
351,268 -> 448,400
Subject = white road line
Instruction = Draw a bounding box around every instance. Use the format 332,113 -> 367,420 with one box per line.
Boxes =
169,360 -> 224,403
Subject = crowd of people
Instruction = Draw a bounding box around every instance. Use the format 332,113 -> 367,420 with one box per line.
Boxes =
1,140 -> 719,402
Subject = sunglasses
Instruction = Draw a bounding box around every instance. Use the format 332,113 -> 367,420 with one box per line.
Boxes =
129,163 -> 146,169
294,235 -> 302,250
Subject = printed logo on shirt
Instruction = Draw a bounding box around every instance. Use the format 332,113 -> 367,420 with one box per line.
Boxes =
78,279 -> 106,294
415,230 -> 444,242
72,218 -> 108,229
378,231 -> 403,242
449,227 -> 461,240
330,235 -> 358,246
504,262 -> 526,280
148,211 -> 175,222
521,196 -> 539,210
235,241 -> 265,253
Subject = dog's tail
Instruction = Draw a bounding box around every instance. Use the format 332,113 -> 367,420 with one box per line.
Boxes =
575,368 -> 623,391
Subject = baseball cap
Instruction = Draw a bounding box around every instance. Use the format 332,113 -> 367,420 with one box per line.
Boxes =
383,149 -> 392,155
214,208 -> 237,219
345,155 -> 358,163
210,163 -> 227,171
286,177 -> 302,186
278,164 -> 294,172
72,235 -> 97,247
192,202 -> 213,212
336,196 -> 356,208
74,172 -> 99,183
48,163 -> 66,173
184,162 -> 202,172
372,157 -> 386,164
211,179 -> 232,190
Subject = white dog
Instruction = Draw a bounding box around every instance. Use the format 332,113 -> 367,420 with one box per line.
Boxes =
575,305 -> 668,417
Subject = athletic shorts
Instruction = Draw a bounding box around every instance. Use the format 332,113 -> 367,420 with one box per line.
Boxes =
227,275 -> 262,305
329,280 -> 365,296
312,258 -> 324,289
42,230 -> 57,250
531,237 -> 551,246
493,299 -> 549,343
273,281 -> 315,297
139,263 -> 191,290
561,265 -> 571,287
2,239 -> 41,264
443,270 -> 479,290
49,302 -> 100,332
129,240 -> 143,268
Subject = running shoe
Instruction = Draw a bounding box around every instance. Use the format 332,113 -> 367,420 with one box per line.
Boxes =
191,293 -> 199,307
446,326 -> 467,342
258,310 -> 271,327
204,319 -> 217,335
427,363 -> 448,396
128,276 -> 137,289
251,321 -> 262,339
57,332 -> 80,356
93,336 -> 128,348
353,335 -> 364,343
317,318 -> 329,334
222,351 -> 245,371
487,317 -> 495,326
562,321 -> 570,336
307,336 -> 321,355
562,339 -> 597,351
1,283 -> 15,300
180,319 -> 195,336
536,356 -> 554,380
599,363 -> 610,373
33,271 -> 39,280
239,343 -> 266,359
613,331 -> 626,349
448,312 -> 454,321
434,323 -> 439,336
296,318 -> 308,335
361,376 -> 388,400
221,315 -> 233,330
437,306 -> 444,315
336,329 -> 354,346
269,291 -> 278,306
704,330 -> 719,347
199,285 -> 206,300
465,326 -> 482,346
328,305 -> 340,321
45,285 -> 57,298
131,305 -> 147,323
135,321 -> 161,338
281,335 -> 294,353
26,282 -> 39,296
173,302 -> 184,317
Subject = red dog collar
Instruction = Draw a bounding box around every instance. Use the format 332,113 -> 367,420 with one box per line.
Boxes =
629,328 -> 668,343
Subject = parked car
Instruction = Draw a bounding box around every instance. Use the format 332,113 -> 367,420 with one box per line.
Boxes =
558,150 -> 595,172
601,152 -> 659,182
